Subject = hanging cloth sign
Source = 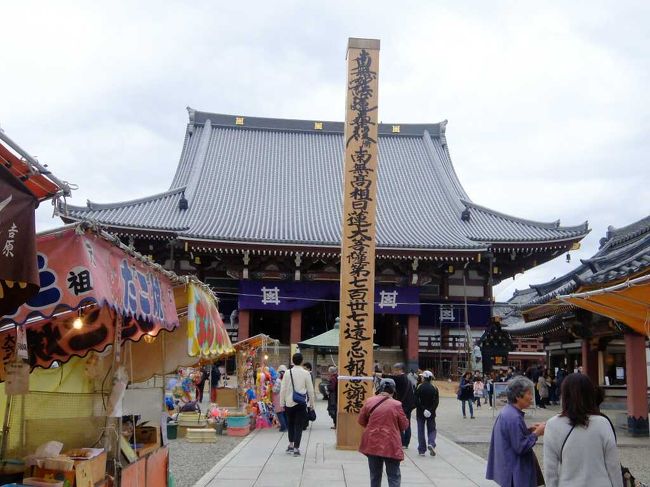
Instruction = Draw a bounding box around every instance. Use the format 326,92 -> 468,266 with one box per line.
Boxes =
2,227 -> 179,330
187,283 -> 234,357
5,360 -> 29,395
238,280 -> 420,315
15,325 -> 28,360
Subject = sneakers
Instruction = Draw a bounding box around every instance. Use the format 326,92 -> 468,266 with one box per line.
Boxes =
428,445 -> 436,456
293,449 -> 301,457
418,452 -> 425,456
286,445 -> 293,454
470,416 -> 475,419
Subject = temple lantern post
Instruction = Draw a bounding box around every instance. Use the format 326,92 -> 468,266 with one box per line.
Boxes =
337,37 -> 380,450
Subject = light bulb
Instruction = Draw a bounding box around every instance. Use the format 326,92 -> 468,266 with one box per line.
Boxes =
73,317 -> 83,329
264,354 -> 268,360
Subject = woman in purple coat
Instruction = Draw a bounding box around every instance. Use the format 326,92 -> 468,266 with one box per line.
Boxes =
486,376 -> 546,487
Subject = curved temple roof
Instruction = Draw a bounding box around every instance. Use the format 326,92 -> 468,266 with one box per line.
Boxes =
62,109 -> 588,252
504,215 -> 650,336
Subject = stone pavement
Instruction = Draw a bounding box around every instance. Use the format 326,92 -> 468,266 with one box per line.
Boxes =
195,399 -> 498,487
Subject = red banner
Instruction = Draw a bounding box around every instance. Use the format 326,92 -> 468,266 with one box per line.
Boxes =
0,227 -> 180,379
2,227 -> 179,329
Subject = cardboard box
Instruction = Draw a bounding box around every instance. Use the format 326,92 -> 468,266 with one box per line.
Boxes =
134,426 -> 160,446
73,451 -> 106,484
31,467 -> 75,487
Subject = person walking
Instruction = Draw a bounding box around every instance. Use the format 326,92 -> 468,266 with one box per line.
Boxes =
458,371 -> 475,419
358,379 -> 409,487
486,373 -> 495,409
537,375 -> 550,408
473,376 -> 485,408
486,376 -> 545,487
326,365 -> 338,429
543,373 -> 623,487
280,352 -> 315,457
414,370 -> 439,456
382,363 -> 415,448
272,365 -> 288,432
209,362 -> 221,403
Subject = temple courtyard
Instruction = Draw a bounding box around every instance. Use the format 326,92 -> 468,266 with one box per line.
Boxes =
169,392 -> 650,486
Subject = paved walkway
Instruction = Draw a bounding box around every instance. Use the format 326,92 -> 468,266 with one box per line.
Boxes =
195,400 -> 497,487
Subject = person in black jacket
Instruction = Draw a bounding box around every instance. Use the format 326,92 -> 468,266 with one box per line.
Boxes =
415,370 -> 439,456
381,362 -> 415,448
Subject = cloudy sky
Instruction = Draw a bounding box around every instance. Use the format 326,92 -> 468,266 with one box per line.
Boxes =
2,1 -> 648,300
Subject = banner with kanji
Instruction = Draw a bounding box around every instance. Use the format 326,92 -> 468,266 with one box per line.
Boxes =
0,226 -> 180,380
1,227 -> 178,329
238,280 -> 420,315
0,163 -> 39,316
187,284 -> 233,358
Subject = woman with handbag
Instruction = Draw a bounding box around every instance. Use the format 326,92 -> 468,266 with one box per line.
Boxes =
358,378 -> 409,487
543,373 -> 624,487
279,353 -> 315,457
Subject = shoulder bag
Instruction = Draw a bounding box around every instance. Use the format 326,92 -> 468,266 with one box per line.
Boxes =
289,369 -> 308,405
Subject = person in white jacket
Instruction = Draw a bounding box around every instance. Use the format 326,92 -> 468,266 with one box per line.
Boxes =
280,352 -> 315,457
543,373 -> 623,487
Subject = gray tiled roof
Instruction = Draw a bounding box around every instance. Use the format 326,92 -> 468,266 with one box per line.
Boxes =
513,215 -> 650,310
63,109 -> 589,250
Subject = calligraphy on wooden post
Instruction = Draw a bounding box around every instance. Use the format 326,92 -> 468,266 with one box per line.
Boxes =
337,38 -> 380,449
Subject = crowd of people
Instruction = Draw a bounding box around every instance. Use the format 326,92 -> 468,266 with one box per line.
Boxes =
194,355 -> 634,487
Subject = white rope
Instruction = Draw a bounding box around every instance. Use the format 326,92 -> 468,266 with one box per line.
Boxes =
336,375 -> 375,381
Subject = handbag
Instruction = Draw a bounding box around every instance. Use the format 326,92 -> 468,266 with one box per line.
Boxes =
289,369 -> 308,405
307,408 -> 317,421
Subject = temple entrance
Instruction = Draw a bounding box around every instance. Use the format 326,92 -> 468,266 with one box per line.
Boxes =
301,301 -> 339,341
374,313 -> 407,348
251,310 -> 290,344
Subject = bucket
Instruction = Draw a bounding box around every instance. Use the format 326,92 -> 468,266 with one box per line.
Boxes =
167,422 -> 178,440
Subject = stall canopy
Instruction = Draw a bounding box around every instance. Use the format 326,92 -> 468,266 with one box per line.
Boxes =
560,274 -> 650,336
0,223 -> 181,380
0,133 -> 70,316
298,319 -> 379,354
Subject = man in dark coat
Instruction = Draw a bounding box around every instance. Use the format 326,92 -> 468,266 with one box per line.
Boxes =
326,366 -> 338,429
382,362 -> 415,448
415,370 -> 439,456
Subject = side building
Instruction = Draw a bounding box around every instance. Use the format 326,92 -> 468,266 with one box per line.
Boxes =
59,109 -> 589,376
504,216 -> 650,436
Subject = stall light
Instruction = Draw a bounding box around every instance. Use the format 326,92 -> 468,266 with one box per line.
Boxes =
264,354 -> 268,361
73,316 -> 84,330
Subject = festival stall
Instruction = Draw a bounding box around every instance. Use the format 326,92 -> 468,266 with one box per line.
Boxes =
0,222 -> 182,486
231,334 -> 280,435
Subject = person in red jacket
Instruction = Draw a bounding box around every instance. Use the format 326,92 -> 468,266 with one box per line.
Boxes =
358,378 -> 410,487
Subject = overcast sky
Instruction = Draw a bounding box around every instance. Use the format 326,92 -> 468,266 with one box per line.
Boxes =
2,1 -> 648,301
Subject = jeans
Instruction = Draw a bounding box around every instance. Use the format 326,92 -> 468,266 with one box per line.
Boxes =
277,411 -> 287,431
285,403 -> 307,448
401,409 -> 412,447
367,455 -> 401,487
461,399 -> 474,417
416,415 -> 437,454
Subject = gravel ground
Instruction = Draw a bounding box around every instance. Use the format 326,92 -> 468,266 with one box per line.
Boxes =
461,442 -> 650,486
168,435 -> 243,487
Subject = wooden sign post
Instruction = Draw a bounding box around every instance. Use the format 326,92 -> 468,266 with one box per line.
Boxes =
337,37 -> 380,450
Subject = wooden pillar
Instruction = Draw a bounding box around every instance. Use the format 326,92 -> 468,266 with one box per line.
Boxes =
624,332 -> 649,436
337,37 -> 380,450
290,309 -> 302,345
581,339 -> 599,384
238,310 -> 250,341
406,315 -> 419,372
